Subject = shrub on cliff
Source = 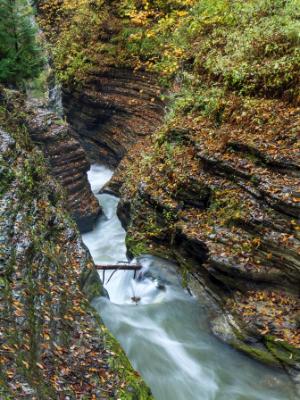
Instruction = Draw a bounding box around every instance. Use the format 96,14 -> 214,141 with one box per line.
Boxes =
117,0 -> 300,100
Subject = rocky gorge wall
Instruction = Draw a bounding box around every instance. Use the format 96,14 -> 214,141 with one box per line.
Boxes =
62,66 -> 300,380
0,105 -> 152,398
1,88 -> 101,233
37,0 -> 300,385
62,68 -> 164,167
112,109 -> 300,378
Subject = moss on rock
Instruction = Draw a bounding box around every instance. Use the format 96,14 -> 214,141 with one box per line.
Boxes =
0,99 -> 152,399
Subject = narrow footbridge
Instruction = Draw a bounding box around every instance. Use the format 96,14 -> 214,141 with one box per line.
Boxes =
95,263 -> 142,284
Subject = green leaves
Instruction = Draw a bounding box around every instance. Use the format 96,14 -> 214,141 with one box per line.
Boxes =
0,0 -> 44,87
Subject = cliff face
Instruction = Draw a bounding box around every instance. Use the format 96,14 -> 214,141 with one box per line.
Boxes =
112,98 -> 300,375
0,119 -> 152,398
62,68 -> 164,167
26,105 -> 101,233
80,83 -> 300,375
1,88 -> 101,233
0,126 -> 103,397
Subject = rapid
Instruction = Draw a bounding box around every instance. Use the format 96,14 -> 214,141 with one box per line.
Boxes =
82,164 -> 296,400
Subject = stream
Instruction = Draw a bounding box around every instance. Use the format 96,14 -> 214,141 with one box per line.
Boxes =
82,164 -> 296,400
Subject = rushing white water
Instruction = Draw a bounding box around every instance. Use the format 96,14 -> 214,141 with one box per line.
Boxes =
82,164 -> 296,400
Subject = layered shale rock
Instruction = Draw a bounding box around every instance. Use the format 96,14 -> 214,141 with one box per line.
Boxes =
62,68 -> 164,167
25,106 -> 101,233
112,98 -> 300,378
0,127 -> 107,398
0,124 -> 152,399
0,88 -> 101,233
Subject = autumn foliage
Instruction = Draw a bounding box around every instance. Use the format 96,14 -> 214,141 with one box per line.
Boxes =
37,0 -> 300,369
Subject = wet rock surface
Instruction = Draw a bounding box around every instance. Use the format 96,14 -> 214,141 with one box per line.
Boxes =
0,128 -> 108,398
0,125 -> 152,399
1,88 -> 101,233
111,98 -> 300,379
